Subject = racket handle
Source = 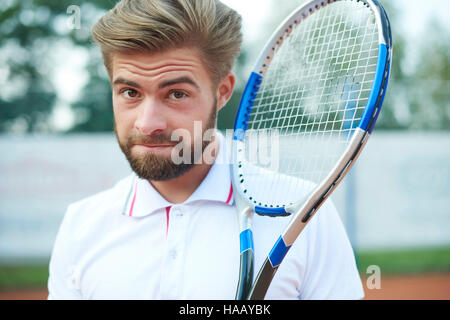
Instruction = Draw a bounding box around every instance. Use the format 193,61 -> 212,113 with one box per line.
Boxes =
248,258 -> 278,300
235,249 -> 254,300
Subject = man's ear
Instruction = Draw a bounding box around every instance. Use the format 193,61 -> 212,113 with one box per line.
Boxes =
216,72 -> 236,112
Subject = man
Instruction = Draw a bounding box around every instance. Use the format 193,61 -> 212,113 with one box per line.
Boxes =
48,0 -> 364,300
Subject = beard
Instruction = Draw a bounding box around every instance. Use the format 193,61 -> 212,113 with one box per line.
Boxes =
115,101 -> 217,182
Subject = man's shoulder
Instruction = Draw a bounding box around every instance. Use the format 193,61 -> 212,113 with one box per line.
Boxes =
65,174 -> 134,223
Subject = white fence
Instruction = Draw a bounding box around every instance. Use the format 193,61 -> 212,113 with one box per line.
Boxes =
0,132 -> 449,263
333,131 -> 450,250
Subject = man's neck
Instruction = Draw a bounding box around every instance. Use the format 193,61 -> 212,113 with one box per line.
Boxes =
149,138 -> 219,204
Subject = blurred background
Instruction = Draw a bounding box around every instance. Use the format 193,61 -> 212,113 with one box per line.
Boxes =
0,0 -> 449,300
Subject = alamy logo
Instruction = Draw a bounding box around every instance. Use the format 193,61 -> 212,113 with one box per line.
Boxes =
366,265 -> 381,290
67,5 -> 81,30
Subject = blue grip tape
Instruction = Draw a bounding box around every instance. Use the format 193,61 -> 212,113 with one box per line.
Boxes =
268,236 -> 292,268
240,229 -> 254,254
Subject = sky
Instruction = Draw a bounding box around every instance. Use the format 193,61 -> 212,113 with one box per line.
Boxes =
50,0 -> 450,131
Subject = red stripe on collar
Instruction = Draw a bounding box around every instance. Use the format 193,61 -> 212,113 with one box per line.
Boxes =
165,206 -> 171,237
128,182 -> 138,217
226,183 -> 233,205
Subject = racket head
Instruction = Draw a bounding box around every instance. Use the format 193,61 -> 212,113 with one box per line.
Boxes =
232,0 -> 392,217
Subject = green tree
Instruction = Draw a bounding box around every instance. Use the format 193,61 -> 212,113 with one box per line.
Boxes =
0,0 -> 58,132
0,0 -> 112,133
70,47 -> 113,132
408,20 -> 450,130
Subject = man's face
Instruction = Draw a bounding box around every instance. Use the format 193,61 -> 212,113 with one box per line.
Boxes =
111,47 -> 231,181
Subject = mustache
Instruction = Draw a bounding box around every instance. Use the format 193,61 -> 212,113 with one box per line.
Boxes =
126,132 -> 180,147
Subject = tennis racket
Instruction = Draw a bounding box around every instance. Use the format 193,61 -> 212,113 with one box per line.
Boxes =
233,0 -> 392,300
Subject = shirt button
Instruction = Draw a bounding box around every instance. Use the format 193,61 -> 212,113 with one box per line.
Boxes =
173,208 -> 183,217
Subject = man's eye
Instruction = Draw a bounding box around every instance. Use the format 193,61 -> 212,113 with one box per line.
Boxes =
169,90 -> 188,100
121,89 -> 140,99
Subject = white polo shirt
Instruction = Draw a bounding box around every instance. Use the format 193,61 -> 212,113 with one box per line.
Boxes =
48,132 -> 364,300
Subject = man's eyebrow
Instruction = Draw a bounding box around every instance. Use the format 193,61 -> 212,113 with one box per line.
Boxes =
159,77 -> 200,90
113,76 -> 200,90
113,78 -> 141,88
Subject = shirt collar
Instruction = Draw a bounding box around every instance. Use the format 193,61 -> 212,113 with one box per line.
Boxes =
122,130 -> 234,218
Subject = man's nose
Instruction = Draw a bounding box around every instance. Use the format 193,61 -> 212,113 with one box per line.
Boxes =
134,98 -> 168,136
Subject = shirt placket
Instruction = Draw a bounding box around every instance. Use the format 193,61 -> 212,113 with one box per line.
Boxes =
159,205 -> 187,299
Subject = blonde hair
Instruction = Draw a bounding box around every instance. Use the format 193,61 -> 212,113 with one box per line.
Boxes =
92,0 -> 242,85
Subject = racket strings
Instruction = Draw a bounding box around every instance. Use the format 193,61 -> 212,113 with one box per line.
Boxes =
241,0 -> 379,207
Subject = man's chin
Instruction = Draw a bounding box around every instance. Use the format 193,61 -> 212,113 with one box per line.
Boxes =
134,165 -> 195,182
128,155 -> 195,182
